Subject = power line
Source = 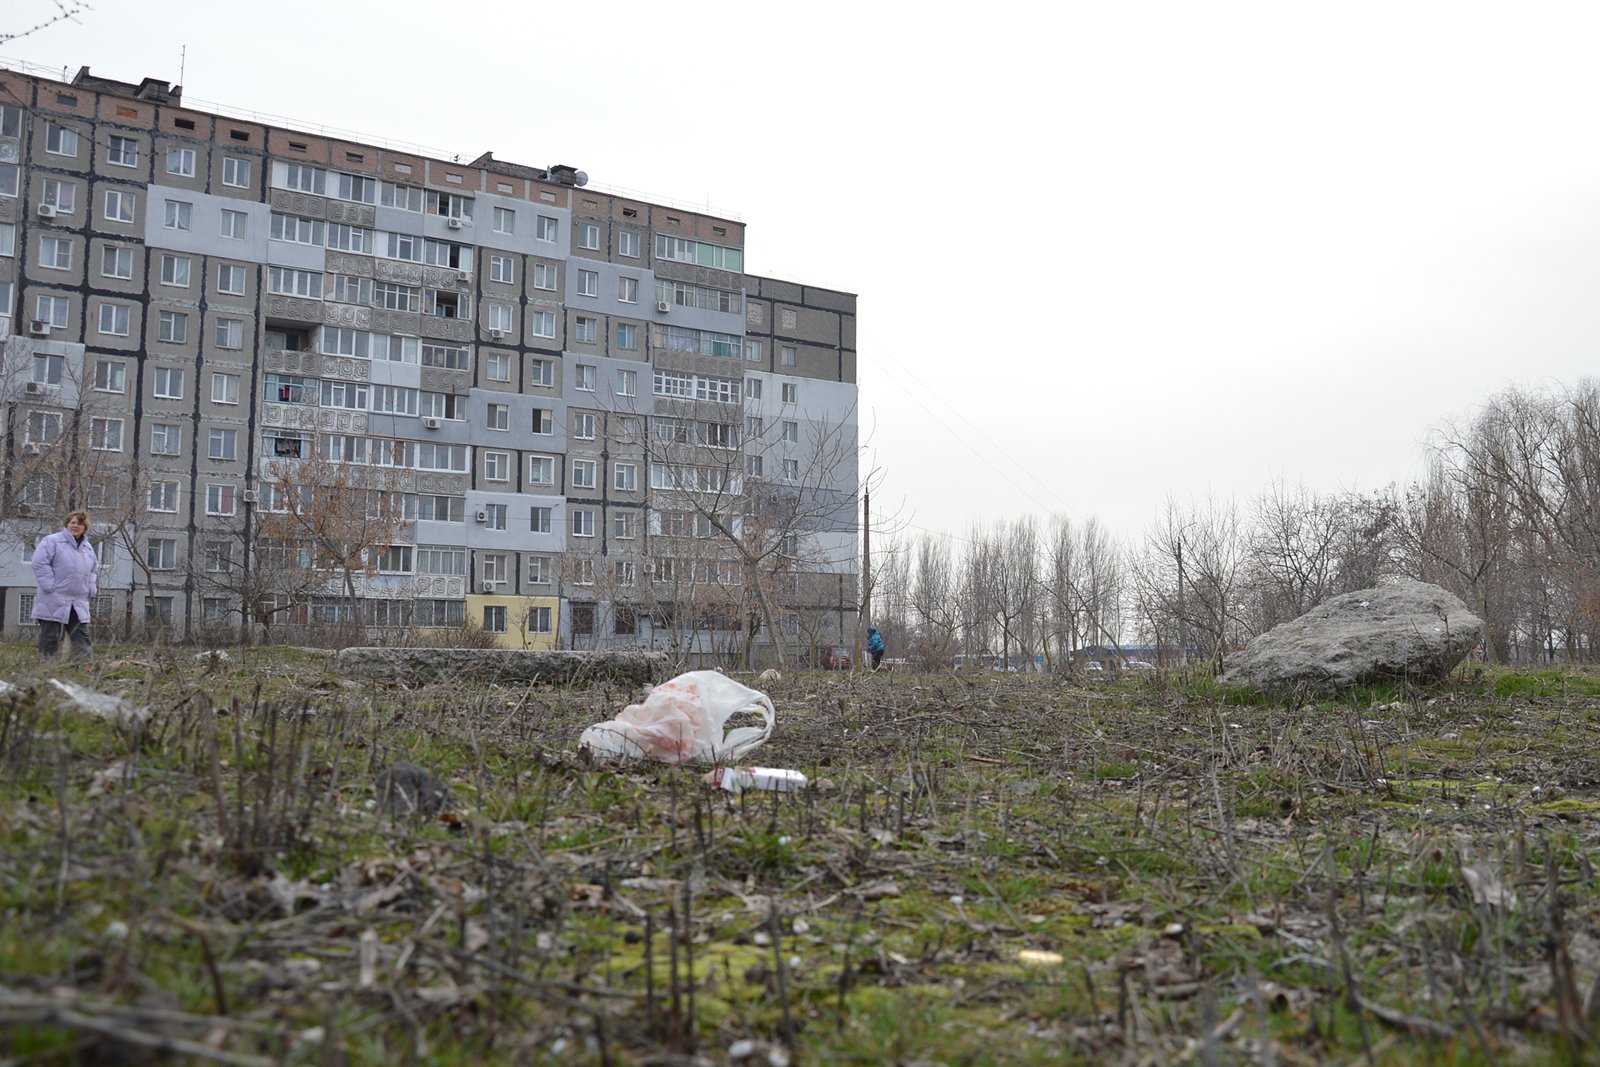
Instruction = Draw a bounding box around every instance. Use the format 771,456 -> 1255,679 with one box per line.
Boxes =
859,330 -> 1083,520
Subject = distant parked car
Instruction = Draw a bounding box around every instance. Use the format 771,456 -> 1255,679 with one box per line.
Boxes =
1124,660 -> 1156,671
821,646 -> 852,670
1084,662 -> 1104,673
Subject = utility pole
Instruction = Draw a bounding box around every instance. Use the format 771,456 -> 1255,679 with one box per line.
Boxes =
857,488 -> 870,669
1175,533 -> 1187,667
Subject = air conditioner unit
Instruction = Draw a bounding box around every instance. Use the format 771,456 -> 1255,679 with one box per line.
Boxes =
475,509 -> 489,523
423,417 -> 442,430
457,270 -> 472,283
36,203 -> 56,219
28,321 -> 50,337
489,329 -> 506,341
482,580 -> 498,593
656,301 -> 671,313
241,489 -> 259,504
447,217 -> 463,230
23,443 -> 41,455
24,381 -> 48,395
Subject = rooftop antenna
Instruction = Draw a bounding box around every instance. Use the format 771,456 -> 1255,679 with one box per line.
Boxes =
179,45 -> 185,88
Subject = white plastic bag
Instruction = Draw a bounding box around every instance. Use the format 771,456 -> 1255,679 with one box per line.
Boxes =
579,671 -> 774,764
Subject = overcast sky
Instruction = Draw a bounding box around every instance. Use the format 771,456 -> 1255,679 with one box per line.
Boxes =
10,0 -> 1600,546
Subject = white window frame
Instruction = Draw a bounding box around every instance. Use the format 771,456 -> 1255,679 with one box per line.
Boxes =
222,157 -> 251,188
166,146 -> 196,177
153,367 -> 185,399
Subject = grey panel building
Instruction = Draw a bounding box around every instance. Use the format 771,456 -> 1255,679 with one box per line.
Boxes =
0,62 -> 858,659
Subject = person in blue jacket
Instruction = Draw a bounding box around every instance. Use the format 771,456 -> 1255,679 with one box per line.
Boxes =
867,626 -> 885,670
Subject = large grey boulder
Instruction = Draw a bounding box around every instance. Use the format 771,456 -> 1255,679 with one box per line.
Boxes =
1219,581 -> 1484,693
336,648 -> 667,687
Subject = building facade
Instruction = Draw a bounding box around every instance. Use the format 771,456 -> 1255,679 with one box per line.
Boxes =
0,63 -> 858,657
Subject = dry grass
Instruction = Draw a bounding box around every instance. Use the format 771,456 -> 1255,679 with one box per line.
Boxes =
0,647 -> 1598,1065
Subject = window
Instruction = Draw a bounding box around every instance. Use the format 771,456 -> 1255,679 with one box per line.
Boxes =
654,324 -> 743,358
655,234 -> 742,271
578,223 -> 600,249
614,464 -> 637,492
530,506 -> 552,534
571,459 -> 596,489
483,606 -> 507,633
746,415 -> 764,437
746,339 -> 763,363
572,509 -> 595,537
572,412 -> 596,440
95,360 -> 126,394
416,495 -> 465,522
531,312 -> 556,338
747,455 -> 764,477
658,279 -> 743,314
373,335 -> 419,363
160,255 -> 191,287
380,182 -> 422,212
611,278 -> 638,306
370,385 -> 418,415
164,201 -> 192,231
27,411 -> 61,444
528,455 -> 554,485
531,408 -> 553,435
326,225 -> 369,253
268,267 -> 321,297
209,428 -> 237,460
781,382 -> 801,404
97,303 -> 130,336
39,236 -> 71,271
416,442 -> 469,471
275,163 -> 326,194
148,481 -> 179,512
614,563 -> 636,589
91,418 -> 123,451
484,451 -> 510,480
223,157 -> 251,187
530,359 -> 554,387
481,553 -> 509,584
216,264 -> 246,294
158,310 -> 188,343
214,318 -> 245,350
104,190 -> 136,223
321,326 -> 371,357
206,484 -> 236,516
613,511 -> 637,538
422,288 -> 468,319
333,173 -> 375,204
373,281 -> 415,311
419,392 -> 467,421
574,317 -> 596,344
492,206 -> 515,234
41,179 -> 75,214
33,353 -> 63,385
147,539 -> 177,571
166,147 -> 196,177
320,378 -> 368,409
527,605 -> 552,633
482,353 -> 511,383
0,164 -> 14,198
153,367 -> 184,399
577,269 -> 598,297
0,223 -> 13,257
616,369 -> 637,397
211,373 -> 240,405
107,136 -> 138,167
575,365 -> 596,391
531,214 -> 558,241
783,458 -> 800,481
45,123 -> 79,157
150,424 -> 182,455
420,342 -> 468,370
0,106 -> 20,138
486,304 -> 513,333
33,295 -> 68,330
528,556 -> 551,583
423,190 -> 473,220
782,420 -> 799,443
484,503 -> 508,530
654,370 -> 693,398
270,214 -> 324,245
533,263 -> 558,290
202,542 -> 234,574
619,231 -> 639,258
572,602 -> 596,630
489,254 -> 514,283
220,210 -> 247,239
617,323 -> 637,350
102,246 -> 133,279
417,544 -> 468,576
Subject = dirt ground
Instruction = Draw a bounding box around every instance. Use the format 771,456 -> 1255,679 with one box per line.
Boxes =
2,648 -> 1599,1065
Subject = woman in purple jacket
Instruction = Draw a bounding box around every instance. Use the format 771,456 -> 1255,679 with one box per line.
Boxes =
31,509 -> 97,659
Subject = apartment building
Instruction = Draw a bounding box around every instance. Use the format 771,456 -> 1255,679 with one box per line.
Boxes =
0,62 -> 859,656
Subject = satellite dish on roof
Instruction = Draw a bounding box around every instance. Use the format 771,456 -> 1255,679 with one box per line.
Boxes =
574,171 -> 589,187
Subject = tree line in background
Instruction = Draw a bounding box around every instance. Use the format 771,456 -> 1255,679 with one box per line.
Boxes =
870,378 -> 1600,669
